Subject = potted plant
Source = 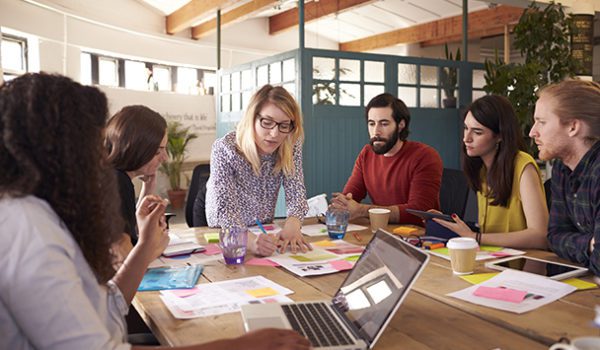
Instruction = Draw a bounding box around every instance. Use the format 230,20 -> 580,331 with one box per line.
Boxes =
160,121 -> 198,208
440,43 -> 461,108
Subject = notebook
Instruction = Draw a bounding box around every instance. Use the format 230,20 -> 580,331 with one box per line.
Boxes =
241,229 -> 430,350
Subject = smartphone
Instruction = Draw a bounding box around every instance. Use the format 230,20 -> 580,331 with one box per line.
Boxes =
405,209 -> 454,222
485,256 -> 588,280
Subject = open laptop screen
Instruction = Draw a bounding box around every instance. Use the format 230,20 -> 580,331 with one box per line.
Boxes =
332,230 -> 428,347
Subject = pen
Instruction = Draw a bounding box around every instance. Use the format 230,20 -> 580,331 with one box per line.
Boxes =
255,218 -> 269,235
352,232 -> 362,242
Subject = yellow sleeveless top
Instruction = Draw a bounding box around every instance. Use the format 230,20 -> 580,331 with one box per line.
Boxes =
477,151 -> 543,233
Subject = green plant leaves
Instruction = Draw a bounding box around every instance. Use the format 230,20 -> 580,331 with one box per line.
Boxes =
159,121 -> 198,190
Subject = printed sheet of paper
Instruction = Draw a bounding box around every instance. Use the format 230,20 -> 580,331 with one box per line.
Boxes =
268,240 -> 364,277
428,245 -> 525,261
301,223 -> 367,237
447,269 -> 577,313
248,223 -> 282,235
160,276 -> 294,319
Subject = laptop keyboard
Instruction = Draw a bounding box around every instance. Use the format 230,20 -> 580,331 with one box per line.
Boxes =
282,303 -> 355,348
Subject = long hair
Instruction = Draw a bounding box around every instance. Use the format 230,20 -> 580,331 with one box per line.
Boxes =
539,79 -> 600,144
0,73 -> 123,284
365,93 -> 411,140
236,85 -> 304,176
462,95 -> 525,207
105,105 -> 167,171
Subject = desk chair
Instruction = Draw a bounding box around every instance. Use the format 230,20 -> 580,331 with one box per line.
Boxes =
440,168 -> 470,218
186,164 -> 210,227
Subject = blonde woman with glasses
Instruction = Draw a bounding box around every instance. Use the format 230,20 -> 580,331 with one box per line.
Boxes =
206,85 -> 312,256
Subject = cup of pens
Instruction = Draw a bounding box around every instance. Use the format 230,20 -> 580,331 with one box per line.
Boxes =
219,227 -> 248,265
325,208 -> 350,240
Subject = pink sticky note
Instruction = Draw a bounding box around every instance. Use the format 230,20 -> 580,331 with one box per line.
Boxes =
245,258 -> 280,267
263,225 -> 275,230
202,243 -> 222,255
170,286 -> 201,298
473,286 -> 528,303
490,252 -> 513,257
330,260 -> 354,271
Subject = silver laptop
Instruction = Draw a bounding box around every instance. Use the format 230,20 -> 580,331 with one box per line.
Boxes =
241,229 -> 430,350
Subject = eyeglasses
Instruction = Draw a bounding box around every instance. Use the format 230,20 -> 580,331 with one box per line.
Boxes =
257,115 -> 295,134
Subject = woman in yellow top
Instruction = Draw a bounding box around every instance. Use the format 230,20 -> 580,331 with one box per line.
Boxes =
433,95 -> 548,249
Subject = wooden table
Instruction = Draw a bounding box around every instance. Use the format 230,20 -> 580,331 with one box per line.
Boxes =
133,221 -> 600,349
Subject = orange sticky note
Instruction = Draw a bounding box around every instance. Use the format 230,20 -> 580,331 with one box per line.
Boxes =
393,226 -> 420,235
313,240 -> 337,247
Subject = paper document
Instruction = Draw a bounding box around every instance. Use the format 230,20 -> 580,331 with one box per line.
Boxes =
268,240 -> 364,277
301,223 -> 367,237
447,269 -> 577,313
160,276 -> 293,319
248,223 -> 281,235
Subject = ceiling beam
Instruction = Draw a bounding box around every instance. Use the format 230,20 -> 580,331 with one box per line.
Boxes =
269,0 -> 376,35
167,0 -> 236,34
339,5 -> 524,52
192,0 -> 277,39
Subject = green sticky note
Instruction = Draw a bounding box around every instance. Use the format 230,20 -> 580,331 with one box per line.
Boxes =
431,247 -> 449,256
204,232 -> 219,243
344,255 -> 361,262
459,272 -> 499,285
479,245 -> 503,252
562,278 -> 598,290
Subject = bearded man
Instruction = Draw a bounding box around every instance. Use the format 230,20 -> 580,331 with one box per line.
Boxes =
332,93 -> 442,225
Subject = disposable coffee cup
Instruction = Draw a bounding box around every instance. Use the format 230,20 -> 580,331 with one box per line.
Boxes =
369,208 -> 391,233
549,337 -> 600,350
446,237 -> 478,275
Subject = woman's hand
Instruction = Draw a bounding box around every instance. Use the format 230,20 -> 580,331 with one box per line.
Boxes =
432,213 -> 476,239
278,217 -> 312,254
136,195 -> 169,262
248,233 -> 278,257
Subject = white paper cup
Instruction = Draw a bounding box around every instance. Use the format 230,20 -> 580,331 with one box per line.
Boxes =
549,337 -> 600,350
446,237 -> 478,275
369,208 -> 391,233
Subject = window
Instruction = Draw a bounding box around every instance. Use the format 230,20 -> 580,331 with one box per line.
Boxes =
1,34 -> 27,81
99,57 -> 119,87
80,51 -> 215,95
125,60 -> 148,91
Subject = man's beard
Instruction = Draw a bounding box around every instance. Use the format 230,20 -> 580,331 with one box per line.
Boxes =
370,127 -> 399,155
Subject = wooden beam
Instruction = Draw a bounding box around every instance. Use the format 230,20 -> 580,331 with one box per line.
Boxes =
339,5 -> 524,52
167,0 -> 236,34
192,0 -> 277,39
269,0 -> 375,35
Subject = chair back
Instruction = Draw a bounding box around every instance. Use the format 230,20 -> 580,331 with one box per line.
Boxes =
544,178 -> 552,211
440,168 -> 470,218
186,164 -> 210,227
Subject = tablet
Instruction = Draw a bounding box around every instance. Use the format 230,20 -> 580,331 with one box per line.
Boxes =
485,256 -> 588,280
406,209 -> 454,222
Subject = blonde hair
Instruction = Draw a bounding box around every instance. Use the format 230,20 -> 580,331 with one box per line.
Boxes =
539,79 -> 600,144
236,85 -> 304,176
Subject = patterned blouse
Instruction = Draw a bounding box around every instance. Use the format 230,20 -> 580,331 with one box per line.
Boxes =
205,131 -> 308,228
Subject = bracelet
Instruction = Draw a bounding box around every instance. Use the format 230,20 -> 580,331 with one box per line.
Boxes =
475,231 -> 482,245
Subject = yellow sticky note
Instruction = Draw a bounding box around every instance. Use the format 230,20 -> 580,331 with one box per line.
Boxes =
246,287 -> 278,298
562,278 -> 598,290
459,272 -> 499,285
479,245 -> 503,252
204,232 -> 219,243
312,240 -> 337,247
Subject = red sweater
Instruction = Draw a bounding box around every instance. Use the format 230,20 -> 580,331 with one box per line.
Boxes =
343,141 -> 443,225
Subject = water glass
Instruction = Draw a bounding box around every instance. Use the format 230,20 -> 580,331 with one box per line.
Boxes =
326,208 -> 350,240
219,227 -> 248,265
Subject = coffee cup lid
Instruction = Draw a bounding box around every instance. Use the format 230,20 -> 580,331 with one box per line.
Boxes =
447,237 -> 478,250
368,208 -> 391,214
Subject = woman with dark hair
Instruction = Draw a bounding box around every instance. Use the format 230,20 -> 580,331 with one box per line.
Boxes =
0,73 -> 309,350
433,95 -> 548,248
105,105 -> 169,245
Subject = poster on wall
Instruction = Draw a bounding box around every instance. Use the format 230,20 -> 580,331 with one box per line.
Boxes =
100,86 -> 216,162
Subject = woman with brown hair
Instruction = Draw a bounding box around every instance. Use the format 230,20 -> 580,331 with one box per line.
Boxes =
0,73 -> 309,349
105,105 -> 169,246
433,95 -> 548,249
